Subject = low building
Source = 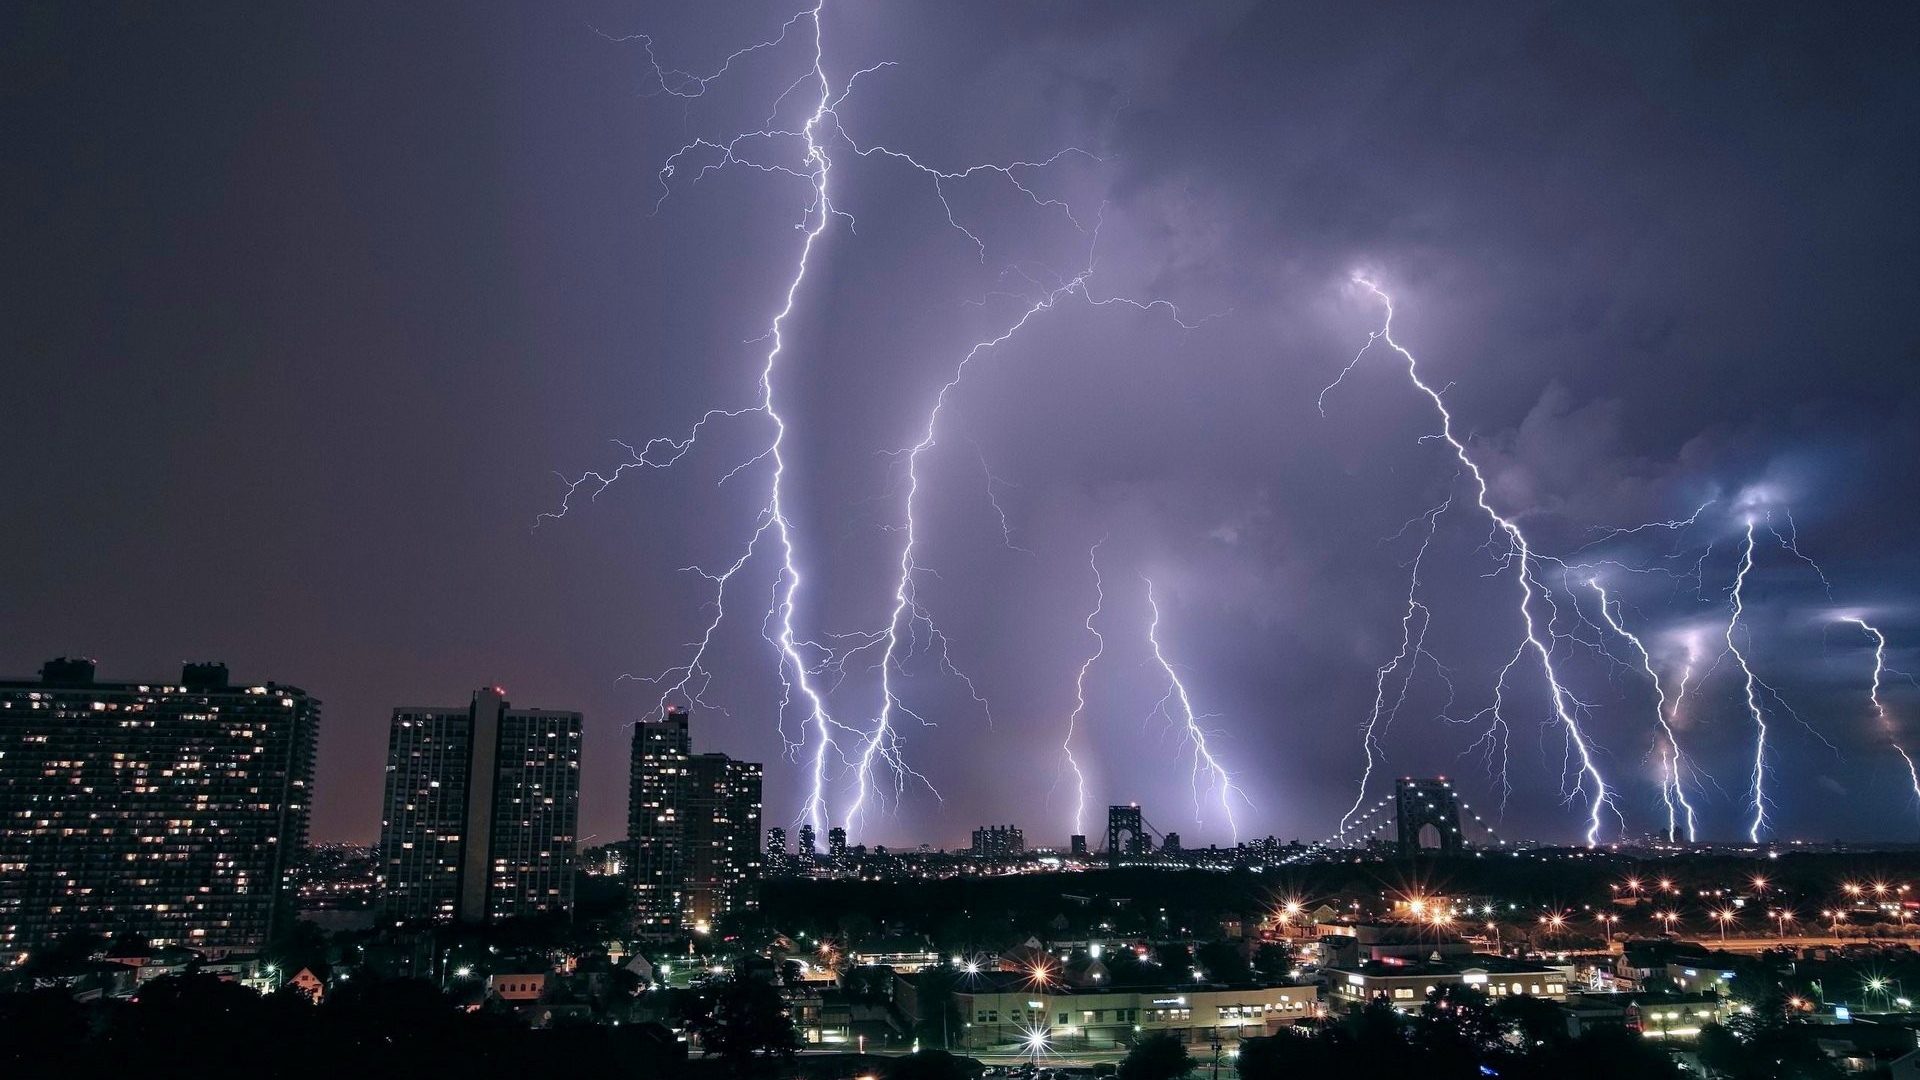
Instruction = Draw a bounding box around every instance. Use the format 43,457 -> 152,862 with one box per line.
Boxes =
849,935 -> 940,972
488,970 -> 548,1004
1316,921 -> 1474,968
1559,991 -> 1727,1039
902,971 -> 1320,1052
1326,954 -> 1570,1008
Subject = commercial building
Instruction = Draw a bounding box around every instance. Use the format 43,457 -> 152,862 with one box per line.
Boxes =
1327,954 -> 1571,1008
378,687 -> 581,924
1559,991 -> 1728,1040
900,971 -> 1319,1051
629,707 -> 762,934
1315,921 -> 1474,968
0,658 -> 318,957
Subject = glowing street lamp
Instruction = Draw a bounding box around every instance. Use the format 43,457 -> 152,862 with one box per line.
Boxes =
1866,976 -> 1890,1007
1657,911 -> 1680,935
1714,909 -> 1737,941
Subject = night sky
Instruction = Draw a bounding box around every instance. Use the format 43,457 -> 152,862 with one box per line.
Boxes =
6,3 -> 1920,849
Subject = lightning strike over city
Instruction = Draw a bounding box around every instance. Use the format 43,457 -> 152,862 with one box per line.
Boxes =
1056,540 -> 1108,841
1143,577 -> 1247,841
1843,616 -> 1920,814
1589,578 -> 1699,843
19,0 -> 1920,937
1325,279 -> 1617,846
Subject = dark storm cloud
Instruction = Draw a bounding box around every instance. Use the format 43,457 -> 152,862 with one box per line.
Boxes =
4,2 -> 1918,848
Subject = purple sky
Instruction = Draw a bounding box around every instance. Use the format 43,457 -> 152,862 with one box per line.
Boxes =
6,2 -> 1920,849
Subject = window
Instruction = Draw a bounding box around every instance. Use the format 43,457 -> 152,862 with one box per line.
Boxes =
1393,988 -> 1415,1000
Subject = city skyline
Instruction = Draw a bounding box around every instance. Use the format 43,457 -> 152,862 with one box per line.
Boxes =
7,4 -> 1920,848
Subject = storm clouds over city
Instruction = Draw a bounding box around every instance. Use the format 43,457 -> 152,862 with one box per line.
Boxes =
7,2 -> 1920,848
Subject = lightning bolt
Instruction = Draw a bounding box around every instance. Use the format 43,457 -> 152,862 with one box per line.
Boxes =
544,3 -> 864,834
1726,518 -> 1772,842
1326,279 -> 1616,846
1142,575 -> 1245,839
1589,578 -> 1699,842
550,3 -> 1190,836
845,238 -> 1202,830
1055,540 -> 1108,840
1340,493 -> 1451,833
1842,615 -> 1920,815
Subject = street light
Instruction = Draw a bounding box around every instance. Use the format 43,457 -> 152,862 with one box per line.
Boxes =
1866,977 -> 1889,1009
1714,909 -> 1737,942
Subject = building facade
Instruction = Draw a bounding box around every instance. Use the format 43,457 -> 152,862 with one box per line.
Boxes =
1327,955 -> 1570,1008
0,658 -> 319,957
378,687 -> 581,924
906,973 -> 1320,1051
628,708 -> 762,934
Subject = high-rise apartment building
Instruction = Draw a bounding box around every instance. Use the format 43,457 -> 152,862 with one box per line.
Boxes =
629,707 -> 762,935
970,824 -> 1024,858
378,687 -> 581,924
0,659 -> 318,956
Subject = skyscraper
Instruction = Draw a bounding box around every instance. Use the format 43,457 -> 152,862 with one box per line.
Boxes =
378,687 -> 581,924
1395,777 -> 1465,856
629,708 -> 763,935
0,658 -> 318,956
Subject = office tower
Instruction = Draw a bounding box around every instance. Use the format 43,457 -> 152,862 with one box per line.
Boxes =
969,825 -> 1025,858
0,658 -> 318,955
379,687 -> 581,924
1395,777 -> 1465,856
628,707 -> 763,934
